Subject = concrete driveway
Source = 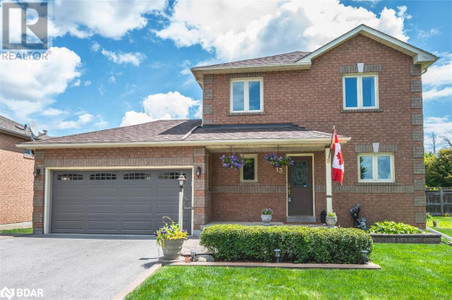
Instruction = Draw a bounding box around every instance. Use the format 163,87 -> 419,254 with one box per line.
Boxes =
0,235 -> 159,299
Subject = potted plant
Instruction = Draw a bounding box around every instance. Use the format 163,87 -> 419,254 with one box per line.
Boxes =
155,217 -> 188,260
261,208 -> 273,225
220,153 -> 246,170
264,153 -> 294,173
326,211 -> 337,226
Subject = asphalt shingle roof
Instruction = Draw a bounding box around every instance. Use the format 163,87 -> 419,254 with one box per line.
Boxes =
193,51 -> 310,69
25,119 -> 202,145
0,115 -> 32,139
24,120 -> 340,147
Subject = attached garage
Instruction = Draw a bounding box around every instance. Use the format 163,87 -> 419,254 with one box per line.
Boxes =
50,169 -> 192,235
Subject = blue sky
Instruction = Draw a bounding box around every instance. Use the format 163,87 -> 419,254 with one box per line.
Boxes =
1,0 -> 451,149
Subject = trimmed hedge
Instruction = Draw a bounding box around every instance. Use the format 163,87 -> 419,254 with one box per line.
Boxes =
200,225 -> 373,264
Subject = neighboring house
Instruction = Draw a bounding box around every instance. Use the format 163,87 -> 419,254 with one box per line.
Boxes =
19,25 -> 437,235
0,115 -> 48,225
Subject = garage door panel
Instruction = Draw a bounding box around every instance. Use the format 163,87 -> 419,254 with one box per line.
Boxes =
52,170 -> 192,234
121,205 -> 154,213
54,221 -> 85,230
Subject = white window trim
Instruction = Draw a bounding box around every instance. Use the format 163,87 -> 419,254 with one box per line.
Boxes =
343,73 -> 379,110
240,154 -> 258,182
230,78 -> 264,113
357,153 -> 395,183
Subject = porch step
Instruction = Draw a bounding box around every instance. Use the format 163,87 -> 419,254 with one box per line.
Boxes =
286,216 -> 316,223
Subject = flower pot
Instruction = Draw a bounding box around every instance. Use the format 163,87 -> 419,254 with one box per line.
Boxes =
261,214 -> 272,225
162,239 -> 184,260
326,216 -> 337,226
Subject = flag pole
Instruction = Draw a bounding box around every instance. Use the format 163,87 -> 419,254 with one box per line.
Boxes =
328,125 -> 336,160
326,125 -> 335,213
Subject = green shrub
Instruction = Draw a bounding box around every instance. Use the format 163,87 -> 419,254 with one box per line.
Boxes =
367,221 -> 422,234
200,225 -> 373,264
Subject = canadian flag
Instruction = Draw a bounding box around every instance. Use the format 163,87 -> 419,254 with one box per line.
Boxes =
332,130 -> 344,184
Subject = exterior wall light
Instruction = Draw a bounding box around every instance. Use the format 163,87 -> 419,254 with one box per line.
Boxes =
195,166 -> 202,178
33,168 -> 41,178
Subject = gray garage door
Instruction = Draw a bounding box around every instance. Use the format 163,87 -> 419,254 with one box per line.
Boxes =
51,170 -> 192,234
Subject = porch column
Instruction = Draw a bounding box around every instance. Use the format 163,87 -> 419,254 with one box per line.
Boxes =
325,148 -> 333,212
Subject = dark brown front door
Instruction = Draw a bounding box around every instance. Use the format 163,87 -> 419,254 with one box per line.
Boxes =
288,156 -> 313,216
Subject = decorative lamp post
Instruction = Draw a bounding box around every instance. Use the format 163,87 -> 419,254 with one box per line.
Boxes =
177,173 -> 187,226
274,249 -> 281,263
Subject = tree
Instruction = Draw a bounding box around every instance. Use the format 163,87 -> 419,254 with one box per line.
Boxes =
442,130 -> 452,148
425,148 -> 452,187
430,132 -> 437,154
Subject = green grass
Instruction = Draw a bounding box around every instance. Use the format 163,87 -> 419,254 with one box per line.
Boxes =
427,216 -> 452,237
127,244 -> 452,299
0,228 -> 33,234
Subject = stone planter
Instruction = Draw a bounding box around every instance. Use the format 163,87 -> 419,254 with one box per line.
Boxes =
326,216 -> 337,226
162,239 -> 184,260
261,214 -> 272,225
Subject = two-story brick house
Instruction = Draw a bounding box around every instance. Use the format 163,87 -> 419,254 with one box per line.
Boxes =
20,25 -> 436,235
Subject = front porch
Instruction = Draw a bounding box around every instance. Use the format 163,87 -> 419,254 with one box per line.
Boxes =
191,124 -> 350,228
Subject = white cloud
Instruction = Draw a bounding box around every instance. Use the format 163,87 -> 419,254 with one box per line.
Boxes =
49,0 -> 166,39
42,108 -> 67,117
121,91 -> 201,126
84,80 -> 92,86
0,47 -> 81,121
423,52 -> 452,101
155,0 -> 409,61
56,113 -> 95,130
424,115 -> 452,149
121,111 -> 155,127
100,49 -> 146,66
91,41 -> 101,52
72,79 -> 81,87
417,28 -> 440,40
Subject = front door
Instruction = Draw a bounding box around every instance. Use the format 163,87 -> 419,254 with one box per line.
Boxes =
288,156 -> 313,216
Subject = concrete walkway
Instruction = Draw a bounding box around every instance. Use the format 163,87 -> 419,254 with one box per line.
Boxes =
0,235 -> 159,299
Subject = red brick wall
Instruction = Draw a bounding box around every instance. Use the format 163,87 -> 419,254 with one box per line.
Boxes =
203,34 -> 426,228
0,133 -> 34,224
32,146 -> 211,232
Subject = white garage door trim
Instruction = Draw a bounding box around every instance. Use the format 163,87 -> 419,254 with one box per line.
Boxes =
43,166 -> 194,235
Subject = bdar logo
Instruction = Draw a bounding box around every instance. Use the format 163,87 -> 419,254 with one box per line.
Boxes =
0,287 -> 15,300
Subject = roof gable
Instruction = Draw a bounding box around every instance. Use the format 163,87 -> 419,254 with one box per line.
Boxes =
191,24 -> 437,85
296,24 -> 437,71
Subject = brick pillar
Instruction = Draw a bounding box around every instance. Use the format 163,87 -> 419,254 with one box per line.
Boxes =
32,150 -> 45,234
193,147 -> 211,230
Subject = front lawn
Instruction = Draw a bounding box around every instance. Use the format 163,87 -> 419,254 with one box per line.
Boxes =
127,244 -> 451,299
0,228 -> 33,234
427,216 -> 452,237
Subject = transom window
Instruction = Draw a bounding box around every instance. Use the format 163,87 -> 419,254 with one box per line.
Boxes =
90,173 -> 117,180
343,74 -> 378,109
240,154 -> 258,182
158,172 -> 187,180
57,174 -> 83,181
124,173 -> 152,180
230,78 -> 263,113
358,153 -> 394,182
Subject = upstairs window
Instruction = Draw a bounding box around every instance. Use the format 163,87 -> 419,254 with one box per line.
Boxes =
358,153 -> 394,182
343,74 -> 378,109
230,78 -> 263,113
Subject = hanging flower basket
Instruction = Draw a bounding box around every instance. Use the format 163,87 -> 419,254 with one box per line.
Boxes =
264,153 -> 294,169
220,153 -> 246,170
